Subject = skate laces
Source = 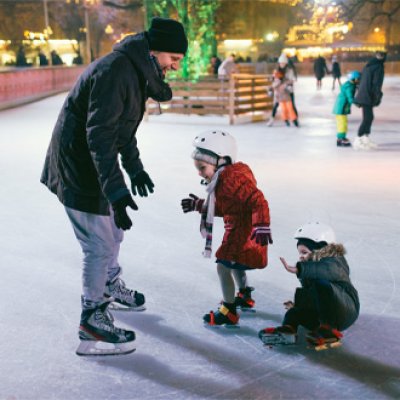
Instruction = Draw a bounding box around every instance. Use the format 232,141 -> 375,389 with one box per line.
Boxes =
92,304 -> 115,333
109,278 -> 135,301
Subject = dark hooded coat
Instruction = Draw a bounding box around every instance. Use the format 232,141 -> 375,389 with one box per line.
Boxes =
40,33 -> 172,215
354,57 -> 385,107
294,244 -> 360,331
313,56 -> 328,80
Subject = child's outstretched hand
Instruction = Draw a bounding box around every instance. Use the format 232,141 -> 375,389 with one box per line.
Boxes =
181,194 -> 204,213
280,257 -> 298,274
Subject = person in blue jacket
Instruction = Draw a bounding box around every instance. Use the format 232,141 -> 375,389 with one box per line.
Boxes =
332,71 -> 361,147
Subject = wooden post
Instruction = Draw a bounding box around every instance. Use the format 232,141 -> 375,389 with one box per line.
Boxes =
228,75 -> 235,125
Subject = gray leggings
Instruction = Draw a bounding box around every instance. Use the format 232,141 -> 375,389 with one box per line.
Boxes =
217,263 -> 248,303
65,206 -> 123,308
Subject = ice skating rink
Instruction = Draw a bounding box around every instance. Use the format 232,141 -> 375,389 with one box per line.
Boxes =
1,76 -> 399,399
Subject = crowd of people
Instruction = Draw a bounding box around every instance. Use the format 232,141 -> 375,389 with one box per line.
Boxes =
265,51 -> 386,150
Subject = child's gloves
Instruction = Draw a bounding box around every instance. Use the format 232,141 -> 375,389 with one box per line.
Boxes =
250,225 -> 273,246
130,170 -> 155,197
181,194 -> 204,213
112,194 -> 138,230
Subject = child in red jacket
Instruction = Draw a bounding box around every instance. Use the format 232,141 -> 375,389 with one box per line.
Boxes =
181,130 -> 272,326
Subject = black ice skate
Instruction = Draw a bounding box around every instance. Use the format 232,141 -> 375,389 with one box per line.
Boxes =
104,277 -> 146,311
76,302 -> 136,356
203,302 -> 239,328
306,324 -> 343,351
258,325 -> 297,346
337,138 -> 351,147
234,286 -> 256,312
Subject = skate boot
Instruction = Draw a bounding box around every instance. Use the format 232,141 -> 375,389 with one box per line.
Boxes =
76,302 -> 136,356
362,135 -> 378,149
306,324 -> 343,350
266,117 -> 274,127
353,136 -> 374,150
285,120 -> 290,127
258,325 -> 297,346
234,286 -> 255,311
203,302 -> 239,327
337,138 -> 351,147
293,119 -> 300,127
104,277 -> 145,311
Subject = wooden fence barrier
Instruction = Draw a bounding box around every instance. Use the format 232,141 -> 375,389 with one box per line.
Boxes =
147,73 -> 273,124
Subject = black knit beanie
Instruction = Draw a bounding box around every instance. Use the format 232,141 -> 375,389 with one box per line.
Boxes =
297,238 -> 327,252
148,17 -> 188,55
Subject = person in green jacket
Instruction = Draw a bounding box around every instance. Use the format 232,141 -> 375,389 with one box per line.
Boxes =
332,70 -> 361,147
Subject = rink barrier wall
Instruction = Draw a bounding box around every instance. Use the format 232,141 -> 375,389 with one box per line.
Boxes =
146,74 -> 274,125
0,66 -> 85,110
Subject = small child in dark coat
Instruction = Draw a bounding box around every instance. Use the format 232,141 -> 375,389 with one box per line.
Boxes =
259,222 -> 359,347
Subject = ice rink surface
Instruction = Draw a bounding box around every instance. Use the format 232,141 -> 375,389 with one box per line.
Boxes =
0,76 -> 399,400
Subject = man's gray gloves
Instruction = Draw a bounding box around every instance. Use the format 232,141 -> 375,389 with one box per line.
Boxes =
131,170 -> 155,197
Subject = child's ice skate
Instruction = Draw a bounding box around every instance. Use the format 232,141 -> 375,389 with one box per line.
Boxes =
337,138 -> 351,147
258,325 -> 297,346
203,302 -> 239,328
76,302 -> 136,356
104,277 -> 146,311
306,324 -> 343,351
234,286 -> 256,312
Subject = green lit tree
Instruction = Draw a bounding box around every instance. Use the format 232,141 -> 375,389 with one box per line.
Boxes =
143,0 -> 220,80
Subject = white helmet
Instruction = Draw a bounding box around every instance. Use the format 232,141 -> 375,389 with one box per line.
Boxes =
278,53 -> 288,64
193,130 -> 237,163
294,222 -> 336,244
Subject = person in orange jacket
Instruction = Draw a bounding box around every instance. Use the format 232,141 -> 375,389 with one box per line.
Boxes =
181,130 -> 272,327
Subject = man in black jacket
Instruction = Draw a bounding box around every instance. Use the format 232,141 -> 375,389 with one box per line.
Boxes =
353,51 -> 386,150
41,17 -> 188,354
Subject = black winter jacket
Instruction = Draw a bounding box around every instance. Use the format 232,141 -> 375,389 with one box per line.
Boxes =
354,57 -> 384,107
40,33 -> 172,215
313,56 -> 328,79
295,244 -> 360,329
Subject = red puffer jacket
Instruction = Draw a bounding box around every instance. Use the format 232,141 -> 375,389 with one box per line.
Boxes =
214,162 -> 270,268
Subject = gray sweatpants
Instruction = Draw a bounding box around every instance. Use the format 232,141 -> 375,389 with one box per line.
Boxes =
65,206 -> 123,308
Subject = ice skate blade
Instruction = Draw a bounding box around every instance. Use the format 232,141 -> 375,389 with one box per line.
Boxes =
204,322 -> 240,329
239,307 -> 256,313
261,335 -> 296,346
76,340 -> 136,356
108,302 -> 146,312
308,341 -> 342,351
